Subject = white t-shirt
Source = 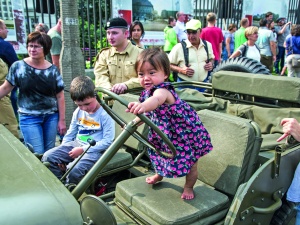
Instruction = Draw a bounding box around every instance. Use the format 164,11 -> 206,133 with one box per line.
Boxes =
246,45 -> 261,62
174,21 -> 187,42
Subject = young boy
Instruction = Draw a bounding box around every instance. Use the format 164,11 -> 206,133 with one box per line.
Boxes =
42,76 -> 115,184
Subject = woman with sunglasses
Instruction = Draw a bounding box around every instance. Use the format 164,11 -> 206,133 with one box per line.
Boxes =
0,31 -> 66,154
230,26 -> 261,62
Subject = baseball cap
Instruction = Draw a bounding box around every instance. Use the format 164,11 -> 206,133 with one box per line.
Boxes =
276,17 -> 286,23
105,17 -> 128,30
186,19 -> 202,30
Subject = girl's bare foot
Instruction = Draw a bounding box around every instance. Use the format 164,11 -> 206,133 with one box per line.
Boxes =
181,187 -> 194,200
146,174 -> 163,184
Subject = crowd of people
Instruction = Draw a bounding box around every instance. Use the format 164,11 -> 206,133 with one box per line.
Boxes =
0,11 -> 300,208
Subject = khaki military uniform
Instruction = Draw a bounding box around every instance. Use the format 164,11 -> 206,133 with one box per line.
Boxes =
0,58 -> 19,138
94,41 -> 143,90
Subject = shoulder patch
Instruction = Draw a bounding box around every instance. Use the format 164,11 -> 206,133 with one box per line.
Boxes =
95,47 -> 111,61
98,47 -> 110,54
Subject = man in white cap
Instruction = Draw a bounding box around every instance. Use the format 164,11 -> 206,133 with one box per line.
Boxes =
94,17 -> 142,94
168,19 -> 214,91
174,11 -> 187,42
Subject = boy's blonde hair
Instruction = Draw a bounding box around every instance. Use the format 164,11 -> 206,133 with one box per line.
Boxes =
206,12 -> 216,22
135,48 -> 170,80
240,18 -> 249,27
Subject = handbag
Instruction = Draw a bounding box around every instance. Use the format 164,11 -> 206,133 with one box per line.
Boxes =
289,37 -> 300,68
292,57 -> 300,68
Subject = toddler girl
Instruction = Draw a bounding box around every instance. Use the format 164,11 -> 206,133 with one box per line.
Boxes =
126,48 -> 213,200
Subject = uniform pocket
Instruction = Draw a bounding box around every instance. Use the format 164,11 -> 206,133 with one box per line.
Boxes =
124,61 -> 136,80
107,59 -> 117,78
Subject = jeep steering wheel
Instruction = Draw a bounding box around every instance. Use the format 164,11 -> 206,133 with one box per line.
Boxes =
96,87 -> 176,158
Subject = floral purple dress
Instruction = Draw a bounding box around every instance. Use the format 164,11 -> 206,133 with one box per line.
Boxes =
139,82 -> 213,178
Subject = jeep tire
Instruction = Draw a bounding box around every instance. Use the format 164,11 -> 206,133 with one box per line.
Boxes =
211,57 -> 271,77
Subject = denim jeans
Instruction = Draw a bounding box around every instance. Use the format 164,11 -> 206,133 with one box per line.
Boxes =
42,141 -> 101,184
274,46 -> 286,73
222,47 -> 234,61
19,113 -> 58,154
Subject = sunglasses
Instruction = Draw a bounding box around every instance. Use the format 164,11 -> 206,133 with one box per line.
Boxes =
185,30 -> 198,35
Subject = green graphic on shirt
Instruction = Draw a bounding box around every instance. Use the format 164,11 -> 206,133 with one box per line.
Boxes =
77,135 -> 93,143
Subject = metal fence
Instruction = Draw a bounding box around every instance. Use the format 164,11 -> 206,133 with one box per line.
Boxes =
287,0 -> 300,24
23,0 -> 300,68
194,0 -> 243,30
23,0 -> 111,68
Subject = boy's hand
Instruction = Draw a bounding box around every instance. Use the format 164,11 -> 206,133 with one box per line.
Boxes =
126,102 -> 146,115
69,147 -> 84,159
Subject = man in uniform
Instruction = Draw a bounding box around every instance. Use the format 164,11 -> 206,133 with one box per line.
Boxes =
0,19 -> 19,138
94,18 -> 142,94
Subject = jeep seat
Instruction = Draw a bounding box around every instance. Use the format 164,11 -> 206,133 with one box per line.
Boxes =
114,110 -> 262,225
212,71 -> 300,106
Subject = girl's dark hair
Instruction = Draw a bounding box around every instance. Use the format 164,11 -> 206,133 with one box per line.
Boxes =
135,47 -> 170,80
70,76 -> 95,101
26,31 -> 52,56
168,17 -> 176,24
129,20 -> 145,39
228,23 -> 236,31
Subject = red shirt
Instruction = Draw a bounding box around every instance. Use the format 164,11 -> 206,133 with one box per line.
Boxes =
200,26 -> 224,61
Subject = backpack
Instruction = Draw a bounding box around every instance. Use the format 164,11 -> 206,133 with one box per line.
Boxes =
240,43 -> 260,57
172,40 -> 210,81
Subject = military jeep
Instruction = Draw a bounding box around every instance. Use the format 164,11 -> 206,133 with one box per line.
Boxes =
1,68 -> 299,225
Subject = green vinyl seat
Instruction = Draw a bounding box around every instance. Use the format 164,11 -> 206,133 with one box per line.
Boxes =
212,71 -> 300,105
114,110 -> 262,225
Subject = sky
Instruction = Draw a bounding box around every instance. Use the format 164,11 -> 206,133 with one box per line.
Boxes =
149,0 -> 193,15
150,0 -> 176,14
252,0 -> 289,17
